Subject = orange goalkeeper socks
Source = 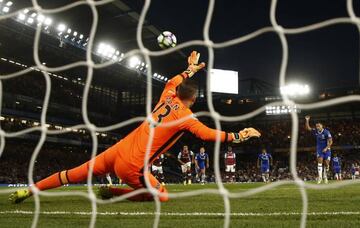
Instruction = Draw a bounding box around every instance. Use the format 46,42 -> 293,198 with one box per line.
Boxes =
35,162 -> 89,191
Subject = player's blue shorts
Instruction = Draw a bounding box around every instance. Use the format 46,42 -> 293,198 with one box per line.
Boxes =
198,162 -> 206,170
261,166 -> 269,173
316,150 -> 331,160
333,166 -> 341,174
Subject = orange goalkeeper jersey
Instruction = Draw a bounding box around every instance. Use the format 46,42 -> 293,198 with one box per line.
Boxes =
116,73 -> 232,172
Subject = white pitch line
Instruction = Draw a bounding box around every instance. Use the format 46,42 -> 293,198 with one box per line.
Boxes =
0,210 -> 359,217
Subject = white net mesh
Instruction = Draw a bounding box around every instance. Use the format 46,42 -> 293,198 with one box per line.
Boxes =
0,0 -> 360,228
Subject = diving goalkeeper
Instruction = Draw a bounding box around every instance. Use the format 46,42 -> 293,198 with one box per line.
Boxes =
10,51 -> 261,203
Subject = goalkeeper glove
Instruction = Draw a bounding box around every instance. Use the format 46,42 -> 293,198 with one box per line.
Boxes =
231,128 -> 261,143
183,51 -> 206,78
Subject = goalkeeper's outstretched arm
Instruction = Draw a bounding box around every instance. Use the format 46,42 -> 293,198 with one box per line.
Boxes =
159,51 -> 205,102
179,114 -> 261,143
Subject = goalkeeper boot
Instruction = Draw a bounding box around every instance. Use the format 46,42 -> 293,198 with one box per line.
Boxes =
9,189 -> 31,204
97,186 -> 114,200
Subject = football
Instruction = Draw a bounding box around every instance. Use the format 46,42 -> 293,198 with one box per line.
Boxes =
157,31 -> 177,49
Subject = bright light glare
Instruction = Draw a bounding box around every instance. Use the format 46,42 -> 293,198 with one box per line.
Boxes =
265,105 -> 299,115
97,43 -> 117,59
2,7 -> 9,13
44,18 -> 52,25
280,83 -> 310,97
6,1 -> 13,6
27,17 -> 34,24
128,56 -> 140,68
210,69 -> 238,94
18,13 -> 26,20
57,23 -> 66,32
37,14 -> 45,22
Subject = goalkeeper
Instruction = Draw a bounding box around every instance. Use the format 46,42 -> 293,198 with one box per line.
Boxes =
10,51 -> 261,203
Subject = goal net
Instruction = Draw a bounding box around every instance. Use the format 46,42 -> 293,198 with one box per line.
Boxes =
0,0 -> 360,228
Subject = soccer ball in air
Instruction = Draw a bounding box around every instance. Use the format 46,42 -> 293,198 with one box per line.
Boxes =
157,31 -> 177,49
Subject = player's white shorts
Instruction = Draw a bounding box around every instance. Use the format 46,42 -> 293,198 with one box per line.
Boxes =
225,165 -> 236,172
152,165 -> 163,174
181,162 -> 191,173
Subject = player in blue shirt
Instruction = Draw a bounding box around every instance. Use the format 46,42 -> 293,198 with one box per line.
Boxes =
257,148 -> 273,183
195,147 -> 209,185
331,153 -> 342,181
305,115 -> 333,184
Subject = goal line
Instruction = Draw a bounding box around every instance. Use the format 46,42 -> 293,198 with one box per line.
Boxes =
1,210 -> 359,217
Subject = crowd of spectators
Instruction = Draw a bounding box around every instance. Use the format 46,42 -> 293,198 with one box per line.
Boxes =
238,118 -> 360,151
3,73 -> 119,117
188,117 -> 360,156
0,143 -> 90,184
1,116 -> 359,184
0,116 -> 119,146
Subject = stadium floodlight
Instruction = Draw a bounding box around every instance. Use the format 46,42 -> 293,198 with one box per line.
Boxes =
5,1 -> 12,6
57,23 -> 66,32
128,56 -> 140,68
106,46 -> 115,58
160,76 -> 164,80
27,17 -> 34,24
37,14 -> 45,23
97,43 -> 105,55
73,31 -> 78,37
280,83 -> 310,97
164,77 -> 168,81
44,17 -> 52,26
79,34 -> 84,39
154,73 -> 158,77
67,28 -> 71,34
265,105 -> 299,115
2,7 -> 9,13
17,13 -> 26,20
97,42 -> 116,58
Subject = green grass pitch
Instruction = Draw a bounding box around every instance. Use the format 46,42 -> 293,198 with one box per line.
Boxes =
1,182 -> 360,228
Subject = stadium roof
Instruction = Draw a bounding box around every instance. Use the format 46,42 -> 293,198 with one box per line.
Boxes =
0,0 -> 187,93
